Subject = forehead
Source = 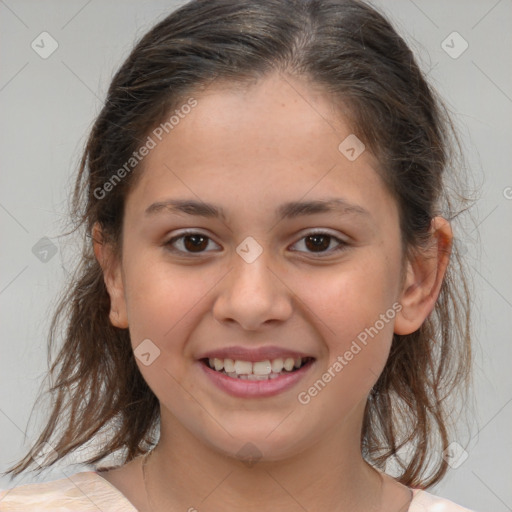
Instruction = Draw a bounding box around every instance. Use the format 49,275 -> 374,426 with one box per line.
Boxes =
126,72 -> 396,225
178,73 -> 352,163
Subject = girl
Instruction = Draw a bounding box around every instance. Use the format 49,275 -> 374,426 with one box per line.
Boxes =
0,0 -> 476,510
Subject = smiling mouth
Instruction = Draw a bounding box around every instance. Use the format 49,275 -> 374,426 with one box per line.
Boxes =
201,356 -> 315,380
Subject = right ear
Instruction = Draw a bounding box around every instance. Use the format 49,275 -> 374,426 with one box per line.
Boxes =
92,223 -> 128,329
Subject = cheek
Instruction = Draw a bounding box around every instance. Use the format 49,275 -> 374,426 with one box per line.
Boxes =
293,251 -> 400,377
299,253 -> 400,331
122,262 -> 214,406
121,253 -> 223,356
294,282 -> 397,416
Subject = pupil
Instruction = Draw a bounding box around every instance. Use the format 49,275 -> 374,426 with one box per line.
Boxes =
305,235 -> 329,252
184,235 -> 208,252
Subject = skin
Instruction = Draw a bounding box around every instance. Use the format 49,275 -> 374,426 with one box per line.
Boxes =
93,72 -> 452,512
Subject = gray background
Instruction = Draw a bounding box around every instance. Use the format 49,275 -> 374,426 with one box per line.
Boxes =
1,1 -> 511,510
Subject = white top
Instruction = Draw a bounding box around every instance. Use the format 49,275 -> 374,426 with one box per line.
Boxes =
0,471 -> 477,511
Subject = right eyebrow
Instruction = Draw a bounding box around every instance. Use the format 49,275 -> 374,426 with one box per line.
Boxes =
144,197 -> 372,222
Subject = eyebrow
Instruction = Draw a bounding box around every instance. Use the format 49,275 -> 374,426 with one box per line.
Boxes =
144,197 -> 371,221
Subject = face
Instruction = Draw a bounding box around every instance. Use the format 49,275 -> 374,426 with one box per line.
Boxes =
103,73 -> 409,462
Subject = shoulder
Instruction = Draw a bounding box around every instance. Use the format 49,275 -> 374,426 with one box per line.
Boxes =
410,488 -> 477,511
0,471 -> 136,512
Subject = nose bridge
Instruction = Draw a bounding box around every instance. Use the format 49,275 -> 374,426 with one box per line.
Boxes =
230,234 -> 277,293
213,242 -> 292,329
232,249 -> 275,294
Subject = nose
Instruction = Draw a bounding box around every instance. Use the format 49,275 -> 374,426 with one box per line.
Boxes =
212,251 -> 293,331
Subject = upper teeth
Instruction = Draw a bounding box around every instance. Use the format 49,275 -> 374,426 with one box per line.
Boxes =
208,357 -> 304,375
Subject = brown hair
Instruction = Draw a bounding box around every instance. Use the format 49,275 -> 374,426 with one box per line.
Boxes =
4,0 -> 472,488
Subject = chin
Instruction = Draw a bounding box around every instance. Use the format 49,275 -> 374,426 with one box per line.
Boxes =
198,422 -> 315,465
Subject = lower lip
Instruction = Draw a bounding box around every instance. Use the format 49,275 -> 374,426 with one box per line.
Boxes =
198,359 -> 314,398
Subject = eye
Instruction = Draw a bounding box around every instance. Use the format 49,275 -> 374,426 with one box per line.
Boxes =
290,231 -> 348,256
165,231 -> 221,254
164,230 -> 348,256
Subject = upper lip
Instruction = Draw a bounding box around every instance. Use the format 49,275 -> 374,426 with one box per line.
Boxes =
197,346 -> 314,362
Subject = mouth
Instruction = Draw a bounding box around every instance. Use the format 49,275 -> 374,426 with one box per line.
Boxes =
200,356 -> 315,381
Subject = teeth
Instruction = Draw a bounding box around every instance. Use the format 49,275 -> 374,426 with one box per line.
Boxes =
224,358 -> 235,373
234,360 -> 252,375
247,374 -> 270,381
206,356 -> 310,379
271,358 -> 284,373
283,358 -> 295,371
253,360 -> 272,375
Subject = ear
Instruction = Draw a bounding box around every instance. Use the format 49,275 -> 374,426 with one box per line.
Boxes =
92,222 -> 129,329
394,217 -> 452,335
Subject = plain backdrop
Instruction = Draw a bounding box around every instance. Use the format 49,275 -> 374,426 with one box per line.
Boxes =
1,1 -> 511,510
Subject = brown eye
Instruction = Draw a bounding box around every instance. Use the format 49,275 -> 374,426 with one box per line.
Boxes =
304,234 -> 331,252
291,231 -> 347,256
165,232 -> 220,254
183,234 -> 209,252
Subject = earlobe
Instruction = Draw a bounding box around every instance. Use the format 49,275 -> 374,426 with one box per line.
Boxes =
394,217 -> 452,335
92,223 -> 129,329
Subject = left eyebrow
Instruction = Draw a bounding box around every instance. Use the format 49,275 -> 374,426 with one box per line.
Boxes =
144,197 -> 371,221
277,198 -> 371,220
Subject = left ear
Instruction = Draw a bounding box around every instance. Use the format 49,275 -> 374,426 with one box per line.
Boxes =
394,217 -> 452,335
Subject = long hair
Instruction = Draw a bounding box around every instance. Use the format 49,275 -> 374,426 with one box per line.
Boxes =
4,0 -> 472,488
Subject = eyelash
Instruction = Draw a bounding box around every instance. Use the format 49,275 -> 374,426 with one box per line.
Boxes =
164,230 -> 348,257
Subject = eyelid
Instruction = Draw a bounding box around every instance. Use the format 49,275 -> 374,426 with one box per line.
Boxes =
288,228 -> 349,255
294,227 -> 348,240
165,229 -> 221,254
165,228 -> 349,257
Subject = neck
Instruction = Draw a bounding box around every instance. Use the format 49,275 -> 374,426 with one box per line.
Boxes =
144,407 -> 385,512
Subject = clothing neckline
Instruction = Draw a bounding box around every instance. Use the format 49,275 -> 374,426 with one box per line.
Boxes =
90,470 -> 139,510
89,470 -> 423,510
